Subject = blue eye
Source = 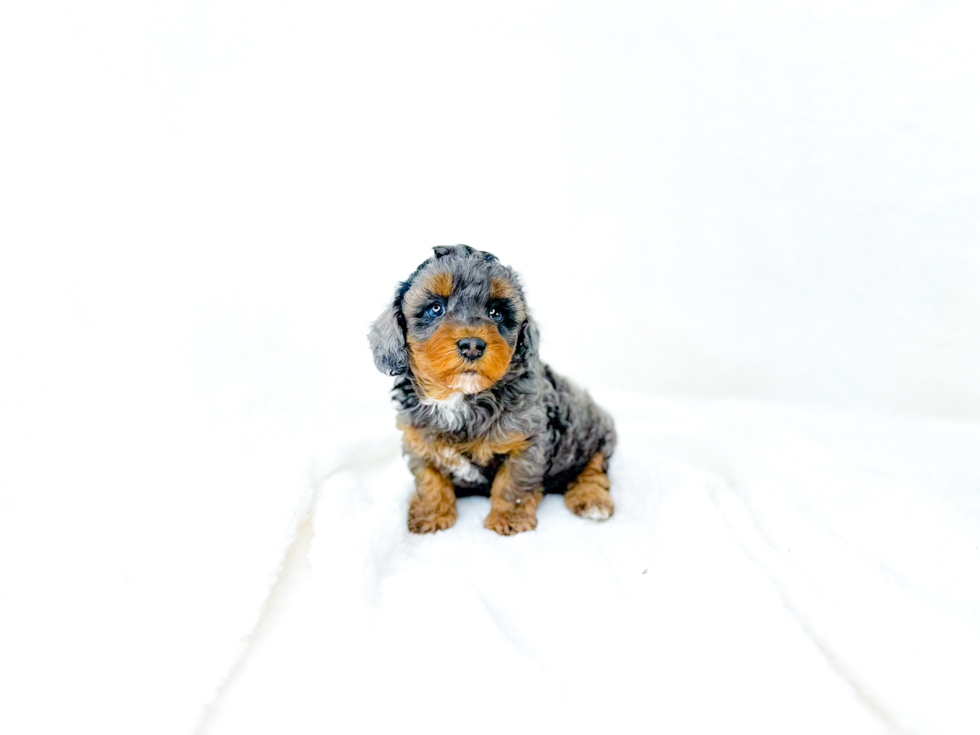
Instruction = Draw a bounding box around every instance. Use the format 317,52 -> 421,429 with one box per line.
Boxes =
424,303 -> 444,318
489,307 -> 503,323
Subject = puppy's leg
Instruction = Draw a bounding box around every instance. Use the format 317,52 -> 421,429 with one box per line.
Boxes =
408,465 -> 457,534
564,452 -> 614,521
484,460 -> 542,535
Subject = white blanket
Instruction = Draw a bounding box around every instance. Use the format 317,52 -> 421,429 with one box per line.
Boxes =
201,395 -> 980,735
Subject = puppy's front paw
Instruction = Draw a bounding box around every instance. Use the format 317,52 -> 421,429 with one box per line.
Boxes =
484,508 -> 536,535
484,493 -> 541,535
408,494 -> 457,534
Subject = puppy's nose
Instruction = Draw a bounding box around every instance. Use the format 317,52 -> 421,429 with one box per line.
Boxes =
456,337 -> 486,361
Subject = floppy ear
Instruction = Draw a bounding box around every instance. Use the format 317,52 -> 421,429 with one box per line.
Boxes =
368,300 -> 410,376
514,316 -> 539,366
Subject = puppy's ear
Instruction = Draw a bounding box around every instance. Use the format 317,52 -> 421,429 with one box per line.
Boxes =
368,300 -> 410,376
515,316 -> 539,365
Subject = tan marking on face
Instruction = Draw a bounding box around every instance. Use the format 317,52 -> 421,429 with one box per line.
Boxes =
427,271 -> 453,297
402,269 -> 453,313
408,322 -> 515,399
490,277 -> 515,300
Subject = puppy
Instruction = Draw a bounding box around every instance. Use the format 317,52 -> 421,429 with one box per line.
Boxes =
369,245 -> 616,535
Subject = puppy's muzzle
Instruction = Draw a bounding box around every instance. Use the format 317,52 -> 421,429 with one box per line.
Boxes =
456,337 -> 486,361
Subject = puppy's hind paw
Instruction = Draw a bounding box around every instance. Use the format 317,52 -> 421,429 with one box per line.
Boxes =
565,486 -> 614,522
565,452 -> 614,522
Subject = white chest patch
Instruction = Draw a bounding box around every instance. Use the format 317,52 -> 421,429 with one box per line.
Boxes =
421,391 -> 469,432
448,456 -> 485,484
426,442 -> 484,484
416,392 -> 486,483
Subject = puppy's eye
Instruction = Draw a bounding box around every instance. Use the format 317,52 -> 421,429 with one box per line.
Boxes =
489,307 -> 504,323
424,303 -> 444,318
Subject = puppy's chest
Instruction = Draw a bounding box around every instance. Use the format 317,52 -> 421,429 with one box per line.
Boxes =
400,424 -> 529,486
429,443 -> 498,486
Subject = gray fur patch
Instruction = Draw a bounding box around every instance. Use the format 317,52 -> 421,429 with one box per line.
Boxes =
368,302 -> 409,376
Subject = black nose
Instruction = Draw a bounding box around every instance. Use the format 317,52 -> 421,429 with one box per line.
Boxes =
456,337 -> 486,361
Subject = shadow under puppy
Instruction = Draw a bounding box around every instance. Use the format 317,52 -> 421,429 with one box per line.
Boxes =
369,245 -> 616,535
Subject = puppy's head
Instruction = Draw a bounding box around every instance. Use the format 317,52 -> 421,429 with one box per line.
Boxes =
369,245 -> 537,398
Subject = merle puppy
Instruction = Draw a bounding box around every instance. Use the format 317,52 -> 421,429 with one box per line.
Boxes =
369,245 -> 615,535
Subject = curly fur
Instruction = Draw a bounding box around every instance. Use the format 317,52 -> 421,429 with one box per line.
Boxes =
369,244 -> 616,535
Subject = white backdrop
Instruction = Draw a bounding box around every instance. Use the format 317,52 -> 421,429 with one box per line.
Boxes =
1,2 -> 978,734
